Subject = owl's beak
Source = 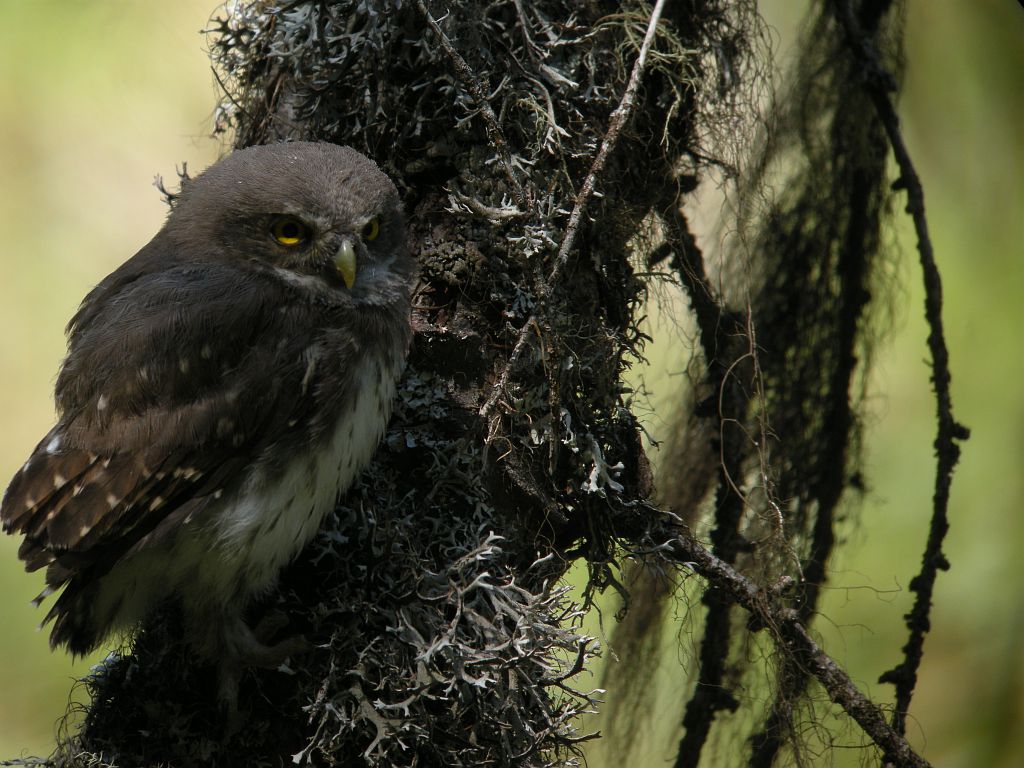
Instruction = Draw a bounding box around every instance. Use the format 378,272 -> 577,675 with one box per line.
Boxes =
333,238 -> 357,289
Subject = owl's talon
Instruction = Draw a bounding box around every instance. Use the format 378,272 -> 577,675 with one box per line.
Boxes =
247,633 -> 311,669
253,609 -> 290,643
215,619 -> 310,738
225,614 -> 310,669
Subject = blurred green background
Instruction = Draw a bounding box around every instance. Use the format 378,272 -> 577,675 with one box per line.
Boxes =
0,1 -> 1019,765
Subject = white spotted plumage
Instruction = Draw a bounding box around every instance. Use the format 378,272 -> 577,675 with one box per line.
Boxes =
210,355 -> 395,584
82,352 -> 400,658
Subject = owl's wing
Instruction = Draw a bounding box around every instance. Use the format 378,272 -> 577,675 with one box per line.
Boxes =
0,261 -> 344,603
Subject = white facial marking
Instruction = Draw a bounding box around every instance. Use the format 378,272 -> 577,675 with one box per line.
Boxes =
46,436 -> 62,454
272,266 -> 332,293
53,473 -> 66,488
97,394 -> 109,411
106,493 -> 120,509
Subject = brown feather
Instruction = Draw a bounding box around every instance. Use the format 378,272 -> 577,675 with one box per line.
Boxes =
2,446 -> 98,534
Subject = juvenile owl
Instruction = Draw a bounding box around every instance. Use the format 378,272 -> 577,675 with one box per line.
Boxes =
1,142 -> 414,676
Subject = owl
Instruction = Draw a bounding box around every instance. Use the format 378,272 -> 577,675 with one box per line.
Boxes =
1,142 -> 414,681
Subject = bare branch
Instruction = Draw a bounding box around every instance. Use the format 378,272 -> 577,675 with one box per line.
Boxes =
830,0 -> 969,736
667,532 -> 933,768
545,0 -> 669,292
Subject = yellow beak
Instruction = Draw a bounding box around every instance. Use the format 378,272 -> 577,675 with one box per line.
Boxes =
333,239 -> 357,289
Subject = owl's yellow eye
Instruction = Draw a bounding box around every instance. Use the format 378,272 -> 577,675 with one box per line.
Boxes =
271,217 -> 309,247
361,217 -> 380,242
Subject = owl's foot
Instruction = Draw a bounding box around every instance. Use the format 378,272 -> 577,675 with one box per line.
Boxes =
216,614 -> 311,732
253,609 -> 290,642
221,610 -> 310,669
236,615 -> 310,667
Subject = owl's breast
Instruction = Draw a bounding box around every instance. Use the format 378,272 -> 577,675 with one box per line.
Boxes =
200,350 -> 400,597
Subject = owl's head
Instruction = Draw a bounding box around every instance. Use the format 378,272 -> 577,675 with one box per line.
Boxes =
166,142 -> 414,302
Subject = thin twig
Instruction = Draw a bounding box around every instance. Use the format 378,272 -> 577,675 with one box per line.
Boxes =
831,0 -> 969,737
416,0 -> 528,210
480,0 -> 669,421
480,323 -> 536,434
545,0 -> 668,291
667,532 -> 933,768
